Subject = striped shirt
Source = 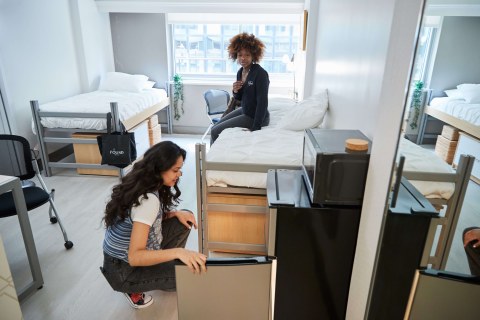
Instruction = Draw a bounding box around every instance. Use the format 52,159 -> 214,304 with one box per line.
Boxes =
103,193 -> 163,263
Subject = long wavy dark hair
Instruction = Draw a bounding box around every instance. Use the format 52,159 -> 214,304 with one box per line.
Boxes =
103,141 -> 186,227
227,32 -> 265,63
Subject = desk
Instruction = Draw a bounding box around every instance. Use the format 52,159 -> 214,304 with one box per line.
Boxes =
0,175 -> 44,301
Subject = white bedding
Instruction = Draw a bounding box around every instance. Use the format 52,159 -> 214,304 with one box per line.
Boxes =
207,127 -> 304,188
429,97 -> 480,126
37,88 -> 167,130
206,96 -> 307,188
399,138 -> 455,200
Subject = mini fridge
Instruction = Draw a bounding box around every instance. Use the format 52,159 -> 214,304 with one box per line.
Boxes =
266,169 -> 362,320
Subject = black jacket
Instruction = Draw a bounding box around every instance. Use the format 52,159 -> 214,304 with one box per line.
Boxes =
232,64 -> 270,131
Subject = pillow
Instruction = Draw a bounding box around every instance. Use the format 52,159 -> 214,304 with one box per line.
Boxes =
276,89 -> 329,131
144,80 -> 156,89
444,89 -> 464,99
457,83 -> 480,103
456,83 -> 480,90
98,72 -> 149,92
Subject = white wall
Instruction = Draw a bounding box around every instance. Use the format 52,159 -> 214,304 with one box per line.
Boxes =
306,0 -> 425,318
0,0 -> 113,144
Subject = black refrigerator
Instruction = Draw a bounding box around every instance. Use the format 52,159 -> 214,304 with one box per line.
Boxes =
266,169 -> 362,320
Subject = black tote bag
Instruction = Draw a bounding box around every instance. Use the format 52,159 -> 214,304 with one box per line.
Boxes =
97,113 -> 137,168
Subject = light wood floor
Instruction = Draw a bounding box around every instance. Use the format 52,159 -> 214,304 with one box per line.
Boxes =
0,134 -> 478,319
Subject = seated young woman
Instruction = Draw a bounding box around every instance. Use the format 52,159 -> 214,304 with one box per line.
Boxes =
210,32 -> 270,145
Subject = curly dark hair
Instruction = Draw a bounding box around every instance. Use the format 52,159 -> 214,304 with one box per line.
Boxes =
103,141 -> 186,227
227,32 -> 265,63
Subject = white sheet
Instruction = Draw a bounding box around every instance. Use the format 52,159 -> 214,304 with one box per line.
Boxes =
206,127 -> 304,188
429,97 -> 480,126
37,88 -> 167,130
399,138 -> 455,200
205,97 -> 302,188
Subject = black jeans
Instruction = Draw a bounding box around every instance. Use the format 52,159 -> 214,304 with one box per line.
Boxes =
210,108 -> 270,145
101,218 -> 191,293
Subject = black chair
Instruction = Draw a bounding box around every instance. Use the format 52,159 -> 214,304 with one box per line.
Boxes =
0,134 -> 73,249
201,89 -> 230,143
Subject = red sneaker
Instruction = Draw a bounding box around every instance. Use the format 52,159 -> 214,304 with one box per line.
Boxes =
123,292 -> 153,309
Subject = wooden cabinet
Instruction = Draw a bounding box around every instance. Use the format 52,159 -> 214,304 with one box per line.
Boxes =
453,132 -> 480,183
206,193 -> 268,254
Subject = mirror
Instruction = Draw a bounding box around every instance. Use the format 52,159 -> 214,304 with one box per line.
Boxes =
393,0 -> 480,275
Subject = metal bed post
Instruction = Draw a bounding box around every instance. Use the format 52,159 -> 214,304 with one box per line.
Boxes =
416,89 -> 433,145
195,143 -> 205,254
30,100 -> 52,177
164,81 -> 173,134
437,155 -> 474,270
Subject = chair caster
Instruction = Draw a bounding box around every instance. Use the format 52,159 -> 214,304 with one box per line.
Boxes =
64,241 -> 74,250
50,217 -> 58,224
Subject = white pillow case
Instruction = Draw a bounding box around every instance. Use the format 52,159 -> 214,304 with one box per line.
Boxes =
99,72 -> 149,92
144,80 -> 156,89
444,89 -> 464,99
456,83 -> 480,103
276,89 -> 329,131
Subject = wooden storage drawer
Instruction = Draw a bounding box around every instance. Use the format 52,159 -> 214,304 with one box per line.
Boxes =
148,114 -> 158,128
441,125 -> 459,141
206,193 -> 267,254
149,124 -> 162,146
453,132 -> 480,183
72,133 -> 118,176
435,135 -> 458,164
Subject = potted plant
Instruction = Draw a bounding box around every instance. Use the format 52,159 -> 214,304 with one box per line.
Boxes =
409,80 -> 424,130
173,74 -> 184,120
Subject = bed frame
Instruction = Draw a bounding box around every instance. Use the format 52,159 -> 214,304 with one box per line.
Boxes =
195,143 -> 300,255
31,98 -> 171,177
417,95 -> 480,145
196,142 -> 474,271
402,154 -> 474,270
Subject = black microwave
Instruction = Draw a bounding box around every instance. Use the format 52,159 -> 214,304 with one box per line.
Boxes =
302,129 -> 371,206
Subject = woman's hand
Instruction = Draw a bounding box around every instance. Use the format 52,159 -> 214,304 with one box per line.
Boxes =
170,210 -> 198,229
464,228 -> 480,248
177,248 -> 207,274
233,80 -> 243,93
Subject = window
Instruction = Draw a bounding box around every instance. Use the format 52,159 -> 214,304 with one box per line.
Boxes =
411,26 -> 437,84
172,23 -> 300,78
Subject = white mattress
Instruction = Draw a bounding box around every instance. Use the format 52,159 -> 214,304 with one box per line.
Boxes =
206,96 -> 303,188
429,97 -> 480,126
37,88 -> 167,130
399,138 -> 455,200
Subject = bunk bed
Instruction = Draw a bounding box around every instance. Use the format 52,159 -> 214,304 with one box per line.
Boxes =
195,92 -> 329,255
31,72 -> 171,176
398,137 -> 474,270
417,85 -> 480,143
196,127 -> 474,272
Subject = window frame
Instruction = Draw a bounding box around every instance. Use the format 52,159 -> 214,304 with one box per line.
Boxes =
168,21 -> 301,84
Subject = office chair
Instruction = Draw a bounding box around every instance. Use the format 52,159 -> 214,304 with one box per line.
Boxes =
201,89 -> 230,143
0,134 -> 73,249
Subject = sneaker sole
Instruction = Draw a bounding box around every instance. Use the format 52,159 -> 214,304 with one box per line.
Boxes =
123,293 -> 153,309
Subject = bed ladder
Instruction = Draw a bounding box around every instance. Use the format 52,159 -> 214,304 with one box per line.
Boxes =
419,155 -> 475,270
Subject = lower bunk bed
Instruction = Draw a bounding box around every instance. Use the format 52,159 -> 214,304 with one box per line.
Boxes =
195,92 -> 329,255
399,137 -> 475,270
196,132 -> 474,273
31,87 -> 170,176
